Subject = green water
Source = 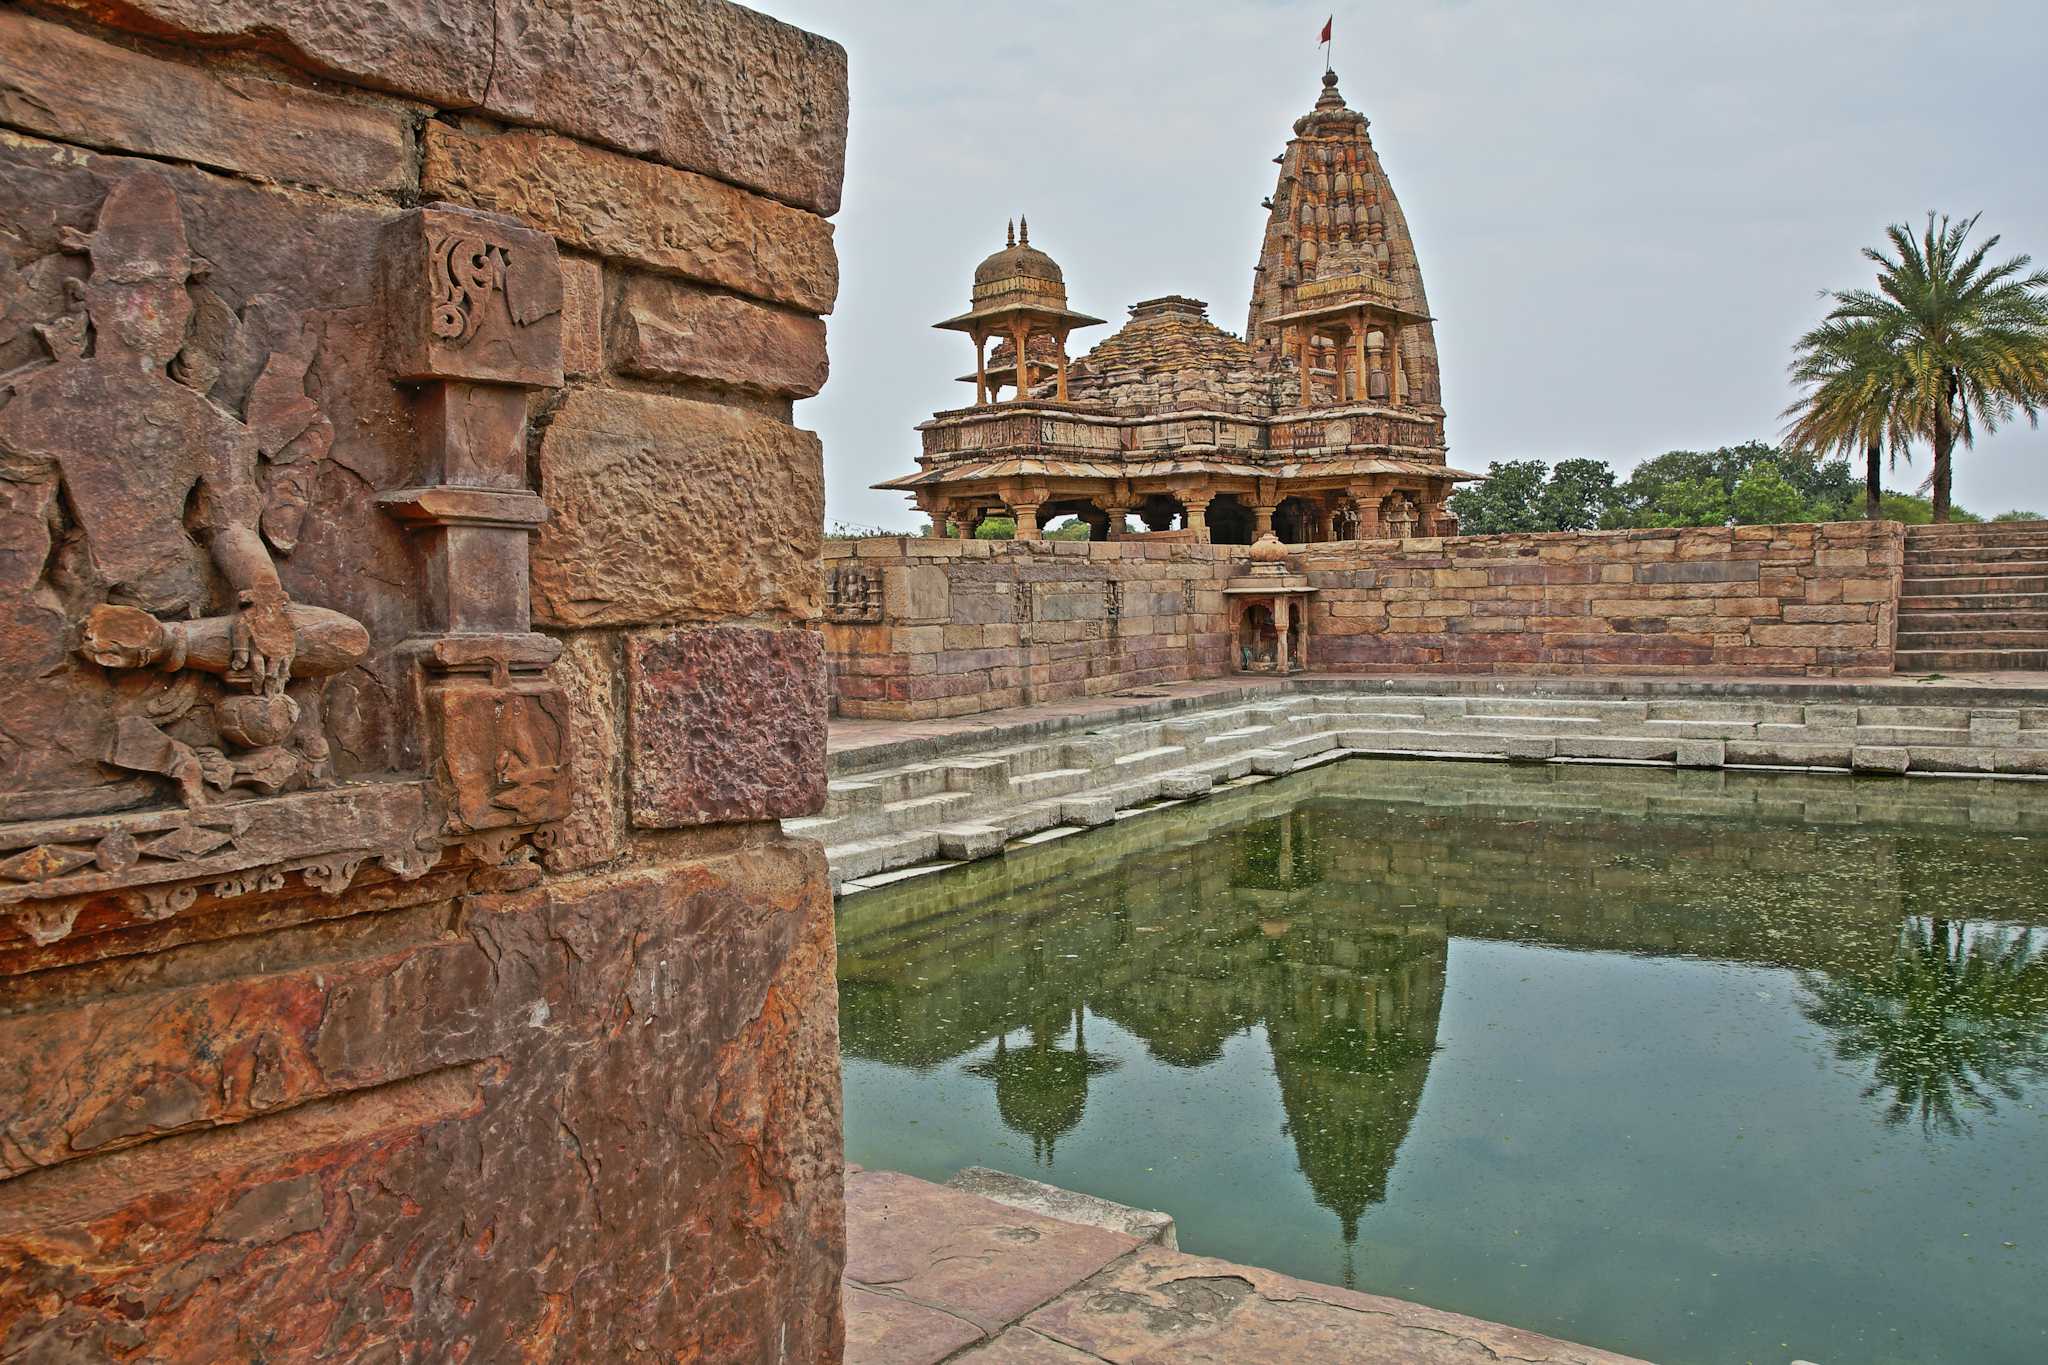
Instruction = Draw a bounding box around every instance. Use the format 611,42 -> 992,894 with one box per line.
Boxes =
837,759 -> 2048,1365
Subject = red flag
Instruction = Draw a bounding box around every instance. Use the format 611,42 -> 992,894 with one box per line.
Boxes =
1320,16 -> 1332,45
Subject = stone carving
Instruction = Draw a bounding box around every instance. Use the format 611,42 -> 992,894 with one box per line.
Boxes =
431,679 -> 572,836
0,174 -> 369,819
824,564 -> 882,623
430,231 -> 510,343
1105,579 -> 1123,639
1384,494 -> 1419,541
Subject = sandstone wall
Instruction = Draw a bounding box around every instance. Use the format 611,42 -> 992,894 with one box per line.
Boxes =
822,539 -> 1239,719
823,522 -> 1905,720
1297,521 -> 1903,676
0,4 -> 846,1361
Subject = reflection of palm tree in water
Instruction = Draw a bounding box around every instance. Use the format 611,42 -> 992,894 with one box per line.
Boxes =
1800,919 -> 2048,1135
965,1006 -> 1118,1166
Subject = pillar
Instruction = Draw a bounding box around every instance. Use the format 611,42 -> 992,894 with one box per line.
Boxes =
1055,334 -> 1070,403
1274,596 -> 1291,675
1011,323 -> 1030,401
1353,316 -> 1370,406
974,331 -> 988,405
1349,487 -> 1381,539
1253,503 -> 1276,539
1012,501 -> 1043,540
1185,495 -> 1211,542
1388,326 -> 1404,405
1294,595 -> 1311,671
1298,329 -> 1313,406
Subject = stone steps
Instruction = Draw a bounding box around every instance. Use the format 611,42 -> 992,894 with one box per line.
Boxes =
1902,574 -> 2048,596
1898,629 -> 2048,650
821,688 -> 2048,891
1898,648 -> 2048,672
1897,609 -> 2048,632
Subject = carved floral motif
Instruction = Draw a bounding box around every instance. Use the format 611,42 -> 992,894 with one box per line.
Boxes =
429,233 -> 510,345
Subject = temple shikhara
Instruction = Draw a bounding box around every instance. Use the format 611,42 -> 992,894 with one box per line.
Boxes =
880,69 -> 1477,544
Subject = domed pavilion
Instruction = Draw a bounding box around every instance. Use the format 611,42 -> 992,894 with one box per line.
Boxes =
878,69 -> 1479,544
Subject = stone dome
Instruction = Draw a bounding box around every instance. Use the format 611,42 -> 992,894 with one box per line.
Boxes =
971,220 -> 1068,308
1249,532 -> 1289,563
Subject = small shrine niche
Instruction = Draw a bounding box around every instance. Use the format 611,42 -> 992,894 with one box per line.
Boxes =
1226,534 -> 1315,674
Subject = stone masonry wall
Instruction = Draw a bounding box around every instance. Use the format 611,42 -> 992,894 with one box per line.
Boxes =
824,522 -> 1905,719
1297,521 -> 1904,676
0,5 -> 846,1361
822,539 -> 1240,719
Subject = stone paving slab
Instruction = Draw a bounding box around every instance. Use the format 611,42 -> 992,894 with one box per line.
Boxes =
844,1283 -> 983,1364
844,1169 -> 1645,1365
844,1169 -> 1141,1336
1021,1245 -> 1643,1364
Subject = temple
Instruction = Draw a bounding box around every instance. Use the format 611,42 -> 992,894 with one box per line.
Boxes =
879,69 -> 1478,544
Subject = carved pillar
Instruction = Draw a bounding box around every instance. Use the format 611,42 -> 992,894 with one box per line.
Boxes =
1297,328 -> 1313,406
1389,326 -> 1404,405
1349,485 -> 1381,538
379,206 -> 571,839
1011,322 -> 1031,401
1012,501 -> 1044,541
1354,314 -> 1370,405
1185,495 -> 1211,541
1274,596 -> 1291,675
1055,331 -> 1070,403
974,330 -> 988,405
1252,503 -> 1277,539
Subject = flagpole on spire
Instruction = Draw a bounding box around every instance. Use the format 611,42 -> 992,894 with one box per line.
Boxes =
1319,15 -> 1333,73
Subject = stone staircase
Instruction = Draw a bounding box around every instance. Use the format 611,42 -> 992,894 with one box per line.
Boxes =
810,689 -> 2048,892
1898,522 -> 2048,672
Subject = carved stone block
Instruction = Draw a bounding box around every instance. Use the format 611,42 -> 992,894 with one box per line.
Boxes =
626,626 -> 826,827
429,678 -> 573,835
383,206 -> 564,388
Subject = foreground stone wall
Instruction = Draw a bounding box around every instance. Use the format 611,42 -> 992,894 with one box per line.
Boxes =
823,522 -> 1905,719
1,4 -> 845,1360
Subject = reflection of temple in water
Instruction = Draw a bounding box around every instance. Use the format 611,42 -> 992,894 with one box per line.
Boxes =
840,803 -> 1450,1243
838,759 -> 2048,1251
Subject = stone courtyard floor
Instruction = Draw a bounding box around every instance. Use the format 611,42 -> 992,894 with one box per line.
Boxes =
842,1166 -> 1642,1363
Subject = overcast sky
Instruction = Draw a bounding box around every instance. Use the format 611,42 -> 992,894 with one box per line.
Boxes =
767,1 -> 2048,530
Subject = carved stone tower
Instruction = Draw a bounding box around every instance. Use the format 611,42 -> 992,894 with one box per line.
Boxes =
1245,69 -> 1445,416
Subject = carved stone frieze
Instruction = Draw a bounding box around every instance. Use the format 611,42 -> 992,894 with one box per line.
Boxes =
824,564 -> 882,623
0,175 -> 571,941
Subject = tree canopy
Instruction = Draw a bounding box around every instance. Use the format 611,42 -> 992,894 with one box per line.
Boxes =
1446,441 -> 1954,533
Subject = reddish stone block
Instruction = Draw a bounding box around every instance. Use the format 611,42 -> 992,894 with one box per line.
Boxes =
627,626 -> 827,827
381,205 -> 565,387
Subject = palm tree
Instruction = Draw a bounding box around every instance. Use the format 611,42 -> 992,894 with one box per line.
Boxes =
1784,315 -> 1913,520
1813,214 -> 2048,522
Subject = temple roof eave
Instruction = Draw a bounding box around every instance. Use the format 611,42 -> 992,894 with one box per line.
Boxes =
934,304 -> 1108,333
872,453 -> 1481,493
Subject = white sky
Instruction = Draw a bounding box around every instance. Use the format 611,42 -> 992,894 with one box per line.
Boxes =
767,1 -> 2048,529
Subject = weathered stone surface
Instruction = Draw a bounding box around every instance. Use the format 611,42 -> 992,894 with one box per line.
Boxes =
424,124 -> 839,314
844,1170 -> 1139,1334
483,0 -> 849,215
627,625 -> 827,826
618,273 -> 829,396
560,254 -> 606,378
36,0 -> 495,110
532,389 -> 824,628
0,12 -> 414,194
543,632 -> 624,872
1022,1246 -> 1645,1364
845,1284 -> 985,1365
41,0 -> 847,213
0,838 -> 845,1361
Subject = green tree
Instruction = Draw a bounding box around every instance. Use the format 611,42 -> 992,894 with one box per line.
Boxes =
1536,458 -> 1620,530
1731,466 -> 1813,524
1447,459 -> 1549,534
1993,509 -> 2045,521
1819,214 -> 2048,522
1785,316 -> 1914,520
975,515 -> 1017,540
1879,492 -> 1982,525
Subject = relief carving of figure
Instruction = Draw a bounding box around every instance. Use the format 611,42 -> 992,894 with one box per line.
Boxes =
0,174 -> 368,816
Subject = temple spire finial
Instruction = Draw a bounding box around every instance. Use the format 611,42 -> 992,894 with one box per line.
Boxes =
1006,218 -> 1015,248
1019,215 -> 1030,247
